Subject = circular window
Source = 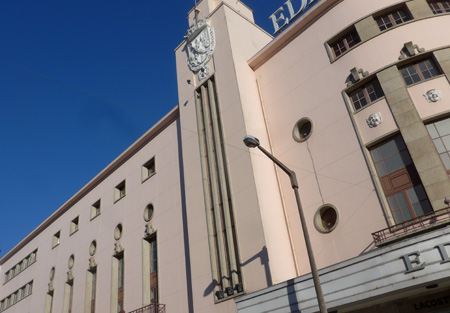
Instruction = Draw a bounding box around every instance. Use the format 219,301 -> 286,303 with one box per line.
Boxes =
49,267 -> 55,281
293,118 -> 313,142
314,204 -> 339,233
68,255 -> 75,269
89,240 -> 97,256
144,204 -> 154,222
114,224 -> 123,241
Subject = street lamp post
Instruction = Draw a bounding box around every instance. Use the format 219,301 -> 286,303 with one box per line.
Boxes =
243,135 -> 328,313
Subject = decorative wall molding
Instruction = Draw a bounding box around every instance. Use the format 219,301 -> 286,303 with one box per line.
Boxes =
367,112 -> 383,128
89,257 -> 97,269
66,270 -> 74,283
347,67 -> 369,86
145,223 -> 155,236
114,242 -> 123,254
424,89 -> 442,102
185,19 -> 215,80
48,282 -> 54,293
399,41 -> 425,60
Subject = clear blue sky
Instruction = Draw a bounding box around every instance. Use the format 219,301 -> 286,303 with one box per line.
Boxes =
0,0 -> 281,259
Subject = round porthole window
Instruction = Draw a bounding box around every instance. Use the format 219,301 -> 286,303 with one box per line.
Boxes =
68,255 -> 75,269
89,240 -> 97,256
49,267 -> 55,281
114,224 -> 123,241
144,204 -> 154,222
314,204 -> 339,233
293,118 -> 313,142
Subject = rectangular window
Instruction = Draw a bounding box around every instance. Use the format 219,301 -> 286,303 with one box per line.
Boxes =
22,258 -> 28,270
370,136 -> 433,224
44,290 -> 54,313
0,281 -> 33,311
63,281 -> 74,313
348,79 -> 384,110
330,28 -> 361,58
400,58 -> 440,86
427,118 -> 450,177
141,157 -> 156,182
149,237 -> 158,303
376,7 -> 412,31
25,281 -> 33,297
29,250 -> 37,264
117,255 -> 124,313
4,249 -> 38,284
52,231 -> 61,248
17,289 -> 22,302
90,200 -> 101,220
114,181 -> 126,202
428,0 -> 450,14
91,269 -> 97,313
70,216 -> 79,235
68,282 -> 73,313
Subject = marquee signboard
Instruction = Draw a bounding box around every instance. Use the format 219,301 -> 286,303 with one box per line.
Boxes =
269,0 -> 321,34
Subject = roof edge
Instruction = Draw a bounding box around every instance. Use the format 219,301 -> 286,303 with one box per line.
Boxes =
248,0 -> 342,70
0,106 -> 180,265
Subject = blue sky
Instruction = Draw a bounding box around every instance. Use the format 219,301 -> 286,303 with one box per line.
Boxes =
0,1 -> 281,259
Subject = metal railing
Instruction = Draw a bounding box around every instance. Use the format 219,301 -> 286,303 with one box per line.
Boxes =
128,304 -> 166,313
372,207 -> 450,245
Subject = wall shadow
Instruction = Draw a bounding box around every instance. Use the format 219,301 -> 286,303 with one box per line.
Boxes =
177,119 -> 194,313
287,279 -> 301,313
240,246 -> 273,287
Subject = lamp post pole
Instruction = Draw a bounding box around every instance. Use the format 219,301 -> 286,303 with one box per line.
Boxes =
243,135 -> 328,313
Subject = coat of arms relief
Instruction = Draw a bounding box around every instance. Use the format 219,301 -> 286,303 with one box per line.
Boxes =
185,19 -> 215,80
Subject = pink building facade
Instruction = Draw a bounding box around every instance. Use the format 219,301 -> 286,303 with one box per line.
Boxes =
2,0 -> 450,312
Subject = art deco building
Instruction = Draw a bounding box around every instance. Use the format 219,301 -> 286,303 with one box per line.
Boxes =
2,0 -> 450,313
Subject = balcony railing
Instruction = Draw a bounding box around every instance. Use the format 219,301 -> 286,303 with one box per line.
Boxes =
372,207 -> 450,245
128,304 -> 166,313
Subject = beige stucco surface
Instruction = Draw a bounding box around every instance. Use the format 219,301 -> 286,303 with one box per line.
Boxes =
354,98 -> 399,144
3,1 -> 450,313
408,76 -> 450,120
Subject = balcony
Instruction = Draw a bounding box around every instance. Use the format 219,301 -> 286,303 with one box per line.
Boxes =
128,304 -> 166,313
372,207 -> 450,246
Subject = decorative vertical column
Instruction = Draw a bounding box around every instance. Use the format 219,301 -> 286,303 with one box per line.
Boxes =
406,0 -> 434,19
195,77 -> 242,300
354,16 -> 379,42
377,66 -> 450,210
434,48 -> 450,81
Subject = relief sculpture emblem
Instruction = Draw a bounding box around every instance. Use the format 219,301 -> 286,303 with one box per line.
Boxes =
185,19 -> 215,80
366,112 -> 383,128
424,89 -> 442,103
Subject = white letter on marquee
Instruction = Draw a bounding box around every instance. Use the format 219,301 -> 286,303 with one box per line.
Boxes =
269,7 -> 289,34
400,252 -> 425,273
271,0 -> 322,34
285,0 -> 307,21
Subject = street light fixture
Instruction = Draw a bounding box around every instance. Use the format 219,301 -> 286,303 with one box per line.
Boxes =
243,135 -> 328,313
